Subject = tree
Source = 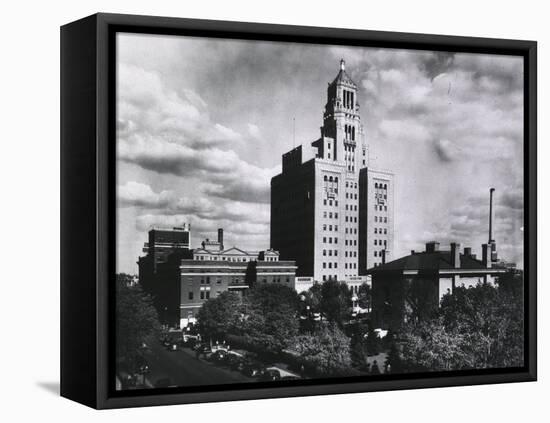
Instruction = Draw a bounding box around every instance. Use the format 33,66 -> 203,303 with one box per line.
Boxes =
397,276 -> 525,372
290,323 -> 352,376
320,280 -> 352,326
241,284 -> 301,352
116,274 -> 161,372
196,291 -> 242,341
357,283 -> 372,312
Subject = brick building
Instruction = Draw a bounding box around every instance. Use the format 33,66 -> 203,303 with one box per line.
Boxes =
138,227 -> 297,327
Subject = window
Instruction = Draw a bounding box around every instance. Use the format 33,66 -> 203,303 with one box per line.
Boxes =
329,237 -> 332,244
329,250 -> 332,256
329,225 -> 332,231
323,224 -> 327,231
335,225 -> 338,231
374,251 -> 378,257
323,262 -> 326,269
206,290 -> 210,299
323,237 -> 326,243
335,212 -> 338,218
335,250 -> 338,256
328,263 -> 332,269
374,240 -> 378,245
374,216 -> 378,222
323,211 -> 327,218
324,199 -> 327,205
188,292 -> 194,300
335,238 -> 338,244
374,228 -> 378,234
334,263 -> 338,269
329,212 -> 333,218
200,291 -> 205,300
323,249 -> 326,256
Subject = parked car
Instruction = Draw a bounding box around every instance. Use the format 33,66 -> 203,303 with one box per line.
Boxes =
260,368 -> 281,381
226,354 -> 245,370
210,349 -> 227,362
242,360 -> 265,378
135,355 -> 150,374
281,375 -> 300,381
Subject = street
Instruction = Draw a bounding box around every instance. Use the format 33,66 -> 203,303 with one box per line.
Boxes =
141,341 -> 254,388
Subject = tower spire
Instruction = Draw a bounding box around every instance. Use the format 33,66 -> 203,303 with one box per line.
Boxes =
340,59 -> 345,71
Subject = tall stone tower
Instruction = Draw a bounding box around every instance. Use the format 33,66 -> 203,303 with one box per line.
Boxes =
271,60 -> 394,285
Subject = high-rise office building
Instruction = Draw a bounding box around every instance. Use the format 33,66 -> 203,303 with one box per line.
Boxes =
271,60 -> 394,283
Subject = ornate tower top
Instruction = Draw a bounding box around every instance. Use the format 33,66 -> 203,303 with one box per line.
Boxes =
340,59 -> 345,71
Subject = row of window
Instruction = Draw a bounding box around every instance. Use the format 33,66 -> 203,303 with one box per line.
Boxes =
345,251 -> 357,258
345,192 -> 358,200
374,216 -> 388,223
374,239 -> 387,246
345,263 -> 358,269
323,224 -> 339,231
345,239 -> 358,246
322,275 -> 338,282
345,216 -> 358,223
322,237 -> 338,244
374,228 -> 388,234
346,181 -> 358,189
323,211 -> 339,219
373,250 -> 386,257
323,249 -> 338,257
323,175 -> 339,182
323,262 -> 338,269
374,205 -> 388,212
375,183 -> 388,190
345,204 -> 358,211
323,199 -> 339,206
345,228 -> 358,235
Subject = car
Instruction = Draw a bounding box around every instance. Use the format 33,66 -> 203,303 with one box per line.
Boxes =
225,354 -> 245,370
166,342 -> 180,352
210,349 -> 227,362
135,356 -> 150,374
259,368 -> 281,381
242,360 -> 265,378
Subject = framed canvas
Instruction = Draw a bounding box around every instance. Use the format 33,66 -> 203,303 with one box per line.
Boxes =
60,13 -> 537,409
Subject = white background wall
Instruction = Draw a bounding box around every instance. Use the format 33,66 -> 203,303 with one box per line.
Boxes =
0,0 -> 547,420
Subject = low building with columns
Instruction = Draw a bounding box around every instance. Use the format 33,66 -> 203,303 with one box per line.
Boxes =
367,241 -> 508,331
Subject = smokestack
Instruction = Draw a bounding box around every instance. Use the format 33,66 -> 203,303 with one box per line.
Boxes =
381,249 -> 386,264
450,243 -> 461,268
464,247 -> 472,256
218,228 -> 224,251
489,188 -> 495,243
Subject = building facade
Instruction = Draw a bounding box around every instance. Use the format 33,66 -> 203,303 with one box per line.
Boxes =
139,227 -> 297,328
271,60 -> 394,283
367,241 -> 507,331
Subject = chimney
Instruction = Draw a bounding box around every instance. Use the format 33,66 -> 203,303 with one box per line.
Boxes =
450,243 -> 461,268
464,247 -> 472,256
381,249 -> 386,264
218,228 -> 224,251
411,250 -> 415,255
482,244 -> 492,268
426,241 -> 440,253
489,188 -> 495,243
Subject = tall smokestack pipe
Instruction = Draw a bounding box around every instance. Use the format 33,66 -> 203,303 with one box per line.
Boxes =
218,228 -> 224,251
381,249 -> 386,265
489,188 -> 495,243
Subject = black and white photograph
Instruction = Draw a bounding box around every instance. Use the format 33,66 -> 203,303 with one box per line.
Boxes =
114,32 -> 525,391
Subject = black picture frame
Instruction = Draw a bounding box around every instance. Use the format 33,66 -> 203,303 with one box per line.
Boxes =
60,12 -> 537,409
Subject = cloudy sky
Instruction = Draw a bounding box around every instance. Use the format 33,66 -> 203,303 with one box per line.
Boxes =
116,33 -> 524,274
